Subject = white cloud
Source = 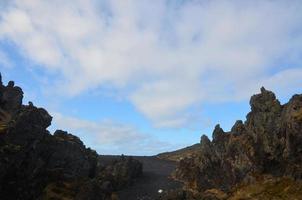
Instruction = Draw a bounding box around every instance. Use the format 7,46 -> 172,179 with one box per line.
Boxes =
51,112 -> 180,155
263,68 -> 302,97
130,79 -> 203,127
0,0 -> 302,128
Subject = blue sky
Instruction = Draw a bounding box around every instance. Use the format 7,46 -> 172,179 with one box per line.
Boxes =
0,0 -> 301,155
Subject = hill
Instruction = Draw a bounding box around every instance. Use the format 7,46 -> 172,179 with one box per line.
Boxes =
157,144 -> 201,162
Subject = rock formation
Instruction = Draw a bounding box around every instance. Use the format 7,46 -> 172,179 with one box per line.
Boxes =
162,87 -> 302,199
0,74 -> 142,200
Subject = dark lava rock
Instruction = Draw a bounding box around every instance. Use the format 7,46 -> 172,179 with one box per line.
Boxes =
171,87 -> 302,199
0,74 -> 142,200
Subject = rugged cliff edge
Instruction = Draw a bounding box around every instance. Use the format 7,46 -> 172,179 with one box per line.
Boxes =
0,74 -> 142,200
161,87 -> 302,199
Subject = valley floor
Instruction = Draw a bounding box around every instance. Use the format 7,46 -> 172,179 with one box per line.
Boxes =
116,156 -> 182,200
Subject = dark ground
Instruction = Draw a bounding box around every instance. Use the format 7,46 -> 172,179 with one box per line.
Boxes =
111,156 -> 182,200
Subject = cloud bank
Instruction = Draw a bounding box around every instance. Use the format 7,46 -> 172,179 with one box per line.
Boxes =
1,0 -> 302,128
52,112 -> 180,155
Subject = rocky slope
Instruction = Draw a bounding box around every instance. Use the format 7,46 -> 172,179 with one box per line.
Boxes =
0,74 -> 142,200
161,87 -> 302,199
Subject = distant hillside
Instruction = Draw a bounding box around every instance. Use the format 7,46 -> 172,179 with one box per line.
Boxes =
157,143 -> 201,162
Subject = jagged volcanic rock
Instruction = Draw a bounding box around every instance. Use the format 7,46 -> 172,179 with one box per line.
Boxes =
0,74 -> 142,200
169,87 -> 302,199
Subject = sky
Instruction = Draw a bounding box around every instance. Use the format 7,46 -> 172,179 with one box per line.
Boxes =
0,0 -> 301,155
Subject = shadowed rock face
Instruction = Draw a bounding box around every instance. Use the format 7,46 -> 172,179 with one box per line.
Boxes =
0,74 -> 142,200
169,87 -> 302,199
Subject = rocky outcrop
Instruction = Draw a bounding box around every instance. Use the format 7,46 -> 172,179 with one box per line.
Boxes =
0,74 -> 142,200
165,87 -> 302,199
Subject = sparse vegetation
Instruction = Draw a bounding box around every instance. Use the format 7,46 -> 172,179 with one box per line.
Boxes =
229,177 -> 302,200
